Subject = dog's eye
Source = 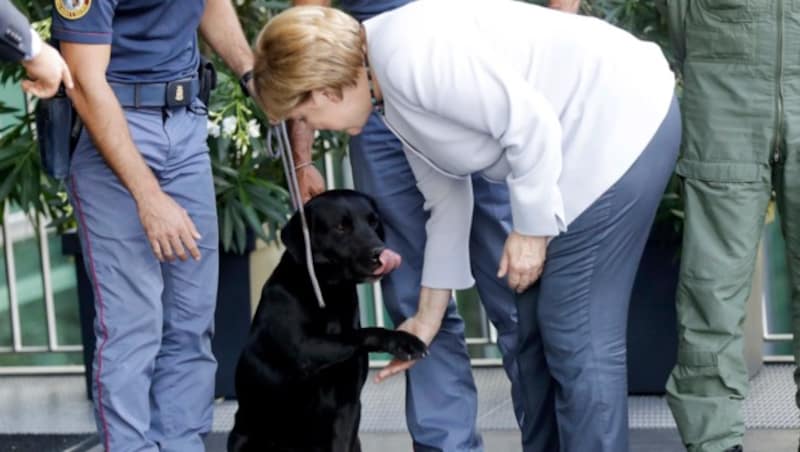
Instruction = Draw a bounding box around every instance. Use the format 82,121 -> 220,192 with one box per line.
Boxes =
367,214 -> 378,228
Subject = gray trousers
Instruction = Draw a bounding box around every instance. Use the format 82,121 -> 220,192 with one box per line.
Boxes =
69,99 -> 219,452
517,98 -> 681,452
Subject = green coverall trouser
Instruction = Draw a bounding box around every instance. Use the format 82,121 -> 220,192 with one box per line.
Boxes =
665,1 -> 800,451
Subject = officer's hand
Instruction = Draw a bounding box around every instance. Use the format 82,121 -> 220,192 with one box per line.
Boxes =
297,165 -> 325,204
497,232 -> 548,293
21,43 -> 74,98
548,0 -> 580,13
287,119 -> 324,203
137,191 -> 202,262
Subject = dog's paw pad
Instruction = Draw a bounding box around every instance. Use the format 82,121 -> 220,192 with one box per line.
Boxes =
386,332 -> 428,361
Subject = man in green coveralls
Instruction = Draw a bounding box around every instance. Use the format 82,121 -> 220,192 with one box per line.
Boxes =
665,1 -> 800,451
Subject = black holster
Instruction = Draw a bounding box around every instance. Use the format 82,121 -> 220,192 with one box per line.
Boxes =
35,86 -> 81,180
198,55 -> 217,106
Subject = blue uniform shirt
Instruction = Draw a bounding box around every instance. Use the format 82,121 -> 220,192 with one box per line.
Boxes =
51,0 -> 204,83
338,0 -> 409,21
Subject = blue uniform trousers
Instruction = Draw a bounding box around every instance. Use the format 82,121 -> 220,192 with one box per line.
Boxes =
516,98 -> 681,452
69,99 -> 219,452
349,112 -> 524,452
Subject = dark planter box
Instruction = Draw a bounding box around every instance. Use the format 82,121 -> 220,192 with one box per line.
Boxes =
626,223 -> 681,395
62,232 -> 253,400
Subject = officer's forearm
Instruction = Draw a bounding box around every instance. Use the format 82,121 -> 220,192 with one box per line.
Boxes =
288,120 -> 314,165
548,0 -> 580,13
292,0 -> 331,5
199,0 -> 253,78
60,43 -> 160,202
68,81 -> 161,202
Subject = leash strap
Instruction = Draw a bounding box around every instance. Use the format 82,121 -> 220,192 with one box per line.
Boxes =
267,122 -> 327,309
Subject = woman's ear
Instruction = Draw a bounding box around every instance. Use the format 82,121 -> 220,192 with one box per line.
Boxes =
312,88 -> 342,104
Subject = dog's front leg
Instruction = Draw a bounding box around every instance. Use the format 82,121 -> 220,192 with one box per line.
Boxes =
354,327 -> 427,361
291,327 -> 423,377
291,332 -> 367,377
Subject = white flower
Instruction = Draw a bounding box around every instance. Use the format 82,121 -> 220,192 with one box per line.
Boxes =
207,120 -> 220,138
247,119 -> 261,138
235,0 -> 244,5
222,116 -> 237,136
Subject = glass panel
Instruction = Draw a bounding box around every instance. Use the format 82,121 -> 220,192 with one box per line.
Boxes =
763,209 -> 793,357
0,228 -> 9,347
50,233 -> 82,346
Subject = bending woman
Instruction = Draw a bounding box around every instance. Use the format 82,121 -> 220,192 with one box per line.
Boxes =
253,1 -> 679,450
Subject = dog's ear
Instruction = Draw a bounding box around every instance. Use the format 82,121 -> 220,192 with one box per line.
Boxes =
280,210 -> 305,263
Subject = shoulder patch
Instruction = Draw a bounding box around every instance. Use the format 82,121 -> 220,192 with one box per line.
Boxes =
55,0 -> 92,20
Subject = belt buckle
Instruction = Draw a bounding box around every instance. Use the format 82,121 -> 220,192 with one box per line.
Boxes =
166,79 -> 193,107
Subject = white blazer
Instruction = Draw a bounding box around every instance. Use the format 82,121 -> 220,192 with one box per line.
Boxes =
364,0 -> 676,289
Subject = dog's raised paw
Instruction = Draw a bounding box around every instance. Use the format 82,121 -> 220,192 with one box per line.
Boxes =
384,331 -> 428,361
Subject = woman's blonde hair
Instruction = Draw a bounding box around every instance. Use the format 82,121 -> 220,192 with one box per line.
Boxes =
253,6 -> 364,121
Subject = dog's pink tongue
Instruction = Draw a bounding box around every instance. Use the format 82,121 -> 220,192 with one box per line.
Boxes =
373,248 -> 402,276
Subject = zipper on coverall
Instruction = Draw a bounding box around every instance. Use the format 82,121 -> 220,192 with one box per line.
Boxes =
774,0 -> 785,165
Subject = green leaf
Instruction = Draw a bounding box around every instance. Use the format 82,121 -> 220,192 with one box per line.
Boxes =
221,203 -> 234,253
0,162 -> 24,206
231,202 -> 247,253
238,202 -> 269,243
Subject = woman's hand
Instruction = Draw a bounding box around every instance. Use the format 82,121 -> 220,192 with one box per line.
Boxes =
497,232 -> 548,293
374,287 -> 450,383
374,314 -> 440,383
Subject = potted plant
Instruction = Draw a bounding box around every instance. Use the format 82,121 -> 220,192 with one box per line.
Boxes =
579,0 -> 685,394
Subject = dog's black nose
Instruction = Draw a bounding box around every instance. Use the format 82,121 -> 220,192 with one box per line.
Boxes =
371,247 -> 384,264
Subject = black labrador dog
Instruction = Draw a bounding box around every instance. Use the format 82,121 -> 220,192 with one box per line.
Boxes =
228,189 -> 427,452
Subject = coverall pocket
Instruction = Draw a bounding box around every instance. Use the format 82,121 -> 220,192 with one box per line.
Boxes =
685,0 -> 769,62
696,0 -> 768,23
673,347 -> 731,396
676,159 -> 769,183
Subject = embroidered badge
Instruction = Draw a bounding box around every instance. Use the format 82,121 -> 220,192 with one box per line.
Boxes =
56,0 -> 91,20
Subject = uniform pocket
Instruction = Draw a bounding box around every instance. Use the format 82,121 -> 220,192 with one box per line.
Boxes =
696,0 -> 768,23
676,159 -> 769,183
673,345 -> 731,396
684,0 -> 769,62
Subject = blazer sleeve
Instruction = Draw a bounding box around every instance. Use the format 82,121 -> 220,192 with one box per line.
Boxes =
0,0 -> 32,62
402,145 -> 476,290
390,35 -> 568,238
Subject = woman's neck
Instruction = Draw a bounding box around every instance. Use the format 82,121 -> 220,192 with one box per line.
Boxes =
361,25 -> 384,113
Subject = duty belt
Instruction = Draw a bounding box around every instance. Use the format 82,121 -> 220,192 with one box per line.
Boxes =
110,78 -> 200,108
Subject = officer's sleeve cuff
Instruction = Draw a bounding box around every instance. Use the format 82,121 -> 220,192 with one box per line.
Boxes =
51,27 -> 113,45
24,29 -> 42,61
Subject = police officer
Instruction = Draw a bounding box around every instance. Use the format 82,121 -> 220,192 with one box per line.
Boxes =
0,0 -> 72,97
287,1 -> 577,451
665,2 -> 800,452
51,0 -> 254,450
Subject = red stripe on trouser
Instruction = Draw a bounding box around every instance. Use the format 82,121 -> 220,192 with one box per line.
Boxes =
71,177 -> 112,451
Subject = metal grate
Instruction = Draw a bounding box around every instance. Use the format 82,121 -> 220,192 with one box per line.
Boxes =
207,366 -> 800,433
0,365 -> 797,436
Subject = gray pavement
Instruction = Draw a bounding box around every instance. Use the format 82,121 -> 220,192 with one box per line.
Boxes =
1,366 -> 798,451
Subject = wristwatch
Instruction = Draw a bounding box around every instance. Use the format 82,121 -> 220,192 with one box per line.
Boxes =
239,70 -> 253,97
